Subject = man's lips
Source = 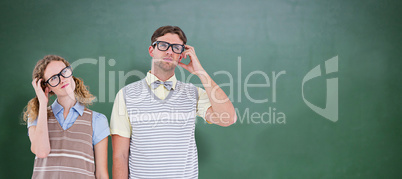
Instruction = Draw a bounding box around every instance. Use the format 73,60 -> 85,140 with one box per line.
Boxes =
61,83 -> 69,89
163,58 -> 173,62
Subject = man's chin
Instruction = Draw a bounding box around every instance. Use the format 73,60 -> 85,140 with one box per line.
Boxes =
162,66 -> 176,71
157,62 -> 176,71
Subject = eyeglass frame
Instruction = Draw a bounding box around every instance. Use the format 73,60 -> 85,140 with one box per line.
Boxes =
43,66 -> 73,87
152,41 -> 185,54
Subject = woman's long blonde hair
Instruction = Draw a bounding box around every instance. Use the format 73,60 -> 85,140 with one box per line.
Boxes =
23,55 -> 95,123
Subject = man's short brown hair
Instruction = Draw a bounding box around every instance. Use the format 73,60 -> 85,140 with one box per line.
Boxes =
151,26 -> 187,45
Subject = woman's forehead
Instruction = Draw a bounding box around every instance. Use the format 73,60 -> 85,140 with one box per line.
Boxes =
43,61 -> 66,79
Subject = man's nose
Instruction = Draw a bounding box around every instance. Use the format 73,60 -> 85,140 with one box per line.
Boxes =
165,46 -> 174,54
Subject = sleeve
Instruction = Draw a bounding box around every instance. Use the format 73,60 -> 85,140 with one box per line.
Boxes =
196,87 -> 212,123
27,118 -> 38,128
110,88 -> 131,138
26,117 -> 38,136
92,112 -> 110,146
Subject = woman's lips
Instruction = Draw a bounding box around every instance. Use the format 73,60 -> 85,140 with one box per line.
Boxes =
61,83 -> 69,89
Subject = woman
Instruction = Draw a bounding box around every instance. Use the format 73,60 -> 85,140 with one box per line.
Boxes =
23,55 -> 109,179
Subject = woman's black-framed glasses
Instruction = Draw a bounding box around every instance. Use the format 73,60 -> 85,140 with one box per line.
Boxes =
152,41 -> 185,54
44,66 -> 73,87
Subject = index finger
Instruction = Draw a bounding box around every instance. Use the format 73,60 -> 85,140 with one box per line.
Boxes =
32,78 -> 39,86
35,78 -> 44,89
184,45 -> 194,49
36,78 -> 42,86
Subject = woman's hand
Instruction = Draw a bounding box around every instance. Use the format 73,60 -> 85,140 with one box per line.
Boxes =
32,78 -> 50,105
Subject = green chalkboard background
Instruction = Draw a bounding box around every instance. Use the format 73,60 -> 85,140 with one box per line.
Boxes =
0,0 -> 401,178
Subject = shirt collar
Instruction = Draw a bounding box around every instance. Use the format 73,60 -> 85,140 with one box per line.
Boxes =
51,99 -> 84,116
145,71 -> 177,90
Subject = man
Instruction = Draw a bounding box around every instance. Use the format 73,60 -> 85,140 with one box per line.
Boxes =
111,25 -> 236,178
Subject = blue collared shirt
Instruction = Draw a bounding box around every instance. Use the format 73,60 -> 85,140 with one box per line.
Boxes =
27,100 -> 110,145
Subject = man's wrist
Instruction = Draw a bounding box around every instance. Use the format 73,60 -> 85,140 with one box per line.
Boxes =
196,69 -> 208,79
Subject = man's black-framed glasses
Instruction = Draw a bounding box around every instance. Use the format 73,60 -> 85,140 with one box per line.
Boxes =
152,41 -> 185,54
44,66 -> 73,87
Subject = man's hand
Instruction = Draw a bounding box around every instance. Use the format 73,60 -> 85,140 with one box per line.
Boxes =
178,44 -> 236,126
178,45 -> 206,76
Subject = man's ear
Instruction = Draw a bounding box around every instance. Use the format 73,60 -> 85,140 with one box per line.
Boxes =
179,54 -> 183,63
148,46 -> 154,57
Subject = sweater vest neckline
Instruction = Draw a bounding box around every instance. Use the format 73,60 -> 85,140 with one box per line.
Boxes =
142,79 -> 175,102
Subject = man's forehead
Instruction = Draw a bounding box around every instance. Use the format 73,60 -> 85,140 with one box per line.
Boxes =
156,33 -> 183,44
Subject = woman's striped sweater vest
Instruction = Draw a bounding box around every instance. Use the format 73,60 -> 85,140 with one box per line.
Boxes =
32,107 -> 95,179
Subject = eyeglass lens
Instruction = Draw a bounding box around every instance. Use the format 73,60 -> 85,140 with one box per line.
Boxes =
156,41 -> 184,54
47,66 -> 73,87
